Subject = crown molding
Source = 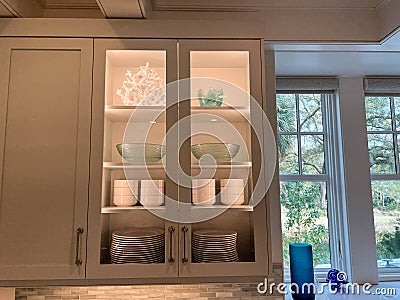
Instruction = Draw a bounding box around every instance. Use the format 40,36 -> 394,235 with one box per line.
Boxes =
37,0 -> 98,9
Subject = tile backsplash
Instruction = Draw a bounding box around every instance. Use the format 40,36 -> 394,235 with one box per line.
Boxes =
16,283 -> 282,300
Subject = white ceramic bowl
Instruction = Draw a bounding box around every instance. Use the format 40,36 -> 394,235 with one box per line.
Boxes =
114,187 -> 137,196
192,194 -> 216,206
220,193 -> 245,205
140,195 -> 164,206
114,179 -> 139,188
192,186 -> 215,195
192,179 -> 215,189
113,195 -> 138,206
140,180 -> 164,196
192,179 -> 215,196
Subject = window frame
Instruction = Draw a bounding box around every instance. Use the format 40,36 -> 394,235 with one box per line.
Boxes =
277,91 -> 346,281
365,93 -> 400,280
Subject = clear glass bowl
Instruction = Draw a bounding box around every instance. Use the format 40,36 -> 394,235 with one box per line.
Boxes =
191,143 -> 240,162
116,143 -> 166,162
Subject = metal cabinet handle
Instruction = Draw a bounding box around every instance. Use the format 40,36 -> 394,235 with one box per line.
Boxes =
75,227 -> 84,266
182,226 -> 188,264
168,226 -> 175,264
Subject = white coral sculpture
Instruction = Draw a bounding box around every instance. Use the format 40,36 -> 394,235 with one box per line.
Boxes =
116,62 -> 166,106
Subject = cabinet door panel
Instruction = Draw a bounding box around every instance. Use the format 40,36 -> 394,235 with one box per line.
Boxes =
87,39 -> 179,279
178,39 -> 269,278
0,39 -> 92,280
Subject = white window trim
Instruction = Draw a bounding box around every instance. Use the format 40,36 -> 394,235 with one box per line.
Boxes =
365,94 -> 400,280
278,92 -> 346,282
338,77 -> 378,284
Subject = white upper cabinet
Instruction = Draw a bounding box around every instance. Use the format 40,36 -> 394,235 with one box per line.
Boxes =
0,38 -> 93,280
87,38 -> 270,282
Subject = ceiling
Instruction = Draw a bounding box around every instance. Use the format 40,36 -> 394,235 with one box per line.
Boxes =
275,51 -> 400,76
32,0 -> 387,11
36,0 -> 98,9
2,0 -> 400,77
0,2 -> 12,16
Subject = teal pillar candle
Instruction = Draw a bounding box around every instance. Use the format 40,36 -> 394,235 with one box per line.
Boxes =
289,243 -> 315,300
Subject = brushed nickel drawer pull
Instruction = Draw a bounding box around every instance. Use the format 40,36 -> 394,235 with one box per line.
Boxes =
75,227 -> 84,266
168,226 -> 175,264
182,226 -> 188,264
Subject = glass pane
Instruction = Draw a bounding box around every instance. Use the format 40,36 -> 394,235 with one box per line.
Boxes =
299,94 -> 323,132
280,181 -> 331,269
100,50 -> 168,265
365,96 -> 392,132
190,51 -> 250,107
106,50 -> 166,107
277,94 -> 297,132
278,134 -> 299,174
368,134 -> 396,174
189,52 -> 256,263
395,97 -> 400,131
372,181 -> 400,268
301,135 -> 325,175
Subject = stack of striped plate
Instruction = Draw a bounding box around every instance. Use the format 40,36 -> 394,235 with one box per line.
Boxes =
192,229 -> 239,263
110,228 -> 164,264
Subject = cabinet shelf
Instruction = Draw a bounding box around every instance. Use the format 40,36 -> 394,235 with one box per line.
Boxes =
104,106 -> 250,123
192,162 -> 252,169
191,204 -> 253,212
101,204 -> 253,213
102,206 -> 165,213
191,106 -> 250,123
103,162 -> 251,170
103,162 -> 165,169
105,106 -> 166,123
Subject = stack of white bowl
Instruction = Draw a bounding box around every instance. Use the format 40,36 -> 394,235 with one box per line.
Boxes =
192,179 -> 216,206
113,180 -> 138,206
140,180 -> 164,206
220,179 -> 245,205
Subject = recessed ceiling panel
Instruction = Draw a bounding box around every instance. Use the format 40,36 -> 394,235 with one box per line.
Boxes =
0,2 -> 14,16
153,0 -> 386,11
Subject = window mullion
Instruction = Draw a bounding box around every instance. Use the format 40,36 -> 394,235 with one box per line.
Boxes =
324,93 -> 341,270
296,94 -> 302,175
390,96 -> 400,174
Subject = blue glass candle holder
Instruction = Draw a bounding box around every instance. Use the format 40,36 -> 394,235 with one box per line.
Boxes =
289,243 -> 315,300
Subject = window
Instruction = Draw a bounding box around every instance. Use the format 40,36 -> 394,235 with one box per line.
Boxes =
277,93 -> 336,274
365,95 -> 400,270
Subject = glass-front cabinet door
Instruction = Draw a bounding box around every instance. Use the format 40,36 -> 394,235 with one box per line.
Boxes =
87,39 -> 179,279
178,40 -> 269,278
87,39 -> 269,280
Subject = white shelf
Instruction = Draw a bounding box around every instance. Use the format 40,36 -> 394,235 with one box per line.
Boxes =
103,162 -> 251,170
103,162 -> 165,169
191,106 -> 250,123
191,204 -> 253,212
105,106 -> 166,123
102,206 -> 165,213
101,204 -> 253,213
104,106 -> 250,123
192,162 -> 252,169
